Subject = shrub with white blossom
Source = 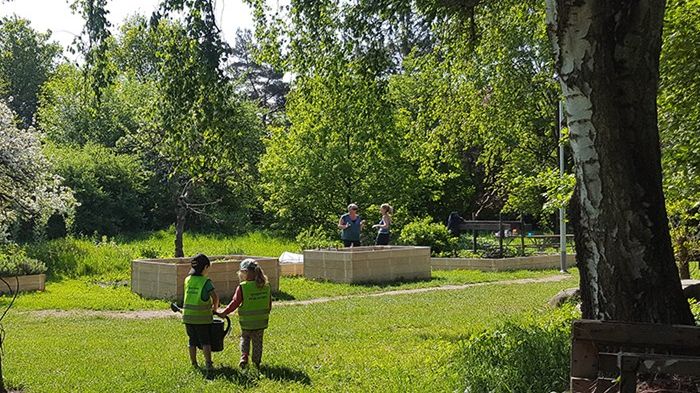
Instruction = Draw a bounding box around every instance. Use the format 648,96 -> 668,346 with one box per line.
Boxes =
0,101 -> 75,240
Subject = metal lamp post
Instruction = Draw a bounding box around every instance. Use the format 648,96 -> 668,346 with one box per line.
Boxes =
558,99 -> 568,273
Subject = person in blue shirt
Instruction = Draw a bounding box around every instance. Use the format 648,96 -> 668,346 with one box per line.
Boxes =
338,203 -> 365,247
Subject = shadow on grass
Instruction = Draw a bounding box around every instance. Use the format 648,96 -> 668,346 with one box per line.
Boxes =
203,364 -> 311,387
272,290 -> 296,301
292,275 -> 442,289
259,364 -> 311,385
204,366 -> 259,387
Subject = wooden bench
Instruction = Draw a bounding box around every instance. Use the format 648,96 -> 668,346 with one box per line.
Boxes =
570,319 -> 700,392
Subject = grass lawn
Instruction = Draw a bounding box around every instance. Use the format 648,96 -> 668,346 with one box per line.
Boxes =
1,269 -> 569,311
275,269 -> 566,301
2,274 -> 580,392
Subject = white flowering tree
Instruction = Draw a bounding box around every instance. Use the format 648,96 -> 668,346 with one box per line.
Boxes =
0,101 -> 75,241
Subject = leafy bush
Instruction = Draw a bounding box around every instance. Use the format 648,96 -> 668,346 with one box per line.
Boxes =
454,304 -> 578,393
398,217 -> 456,255
45,143 -> 147,236
137,246 -> 160,259
296,225 -> 342,250
0,245 -> 48,276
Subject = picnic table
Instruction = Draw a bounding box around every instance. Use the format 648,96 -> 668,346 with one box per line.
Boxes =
458,219 -> 523,255
455,217 -> 573,256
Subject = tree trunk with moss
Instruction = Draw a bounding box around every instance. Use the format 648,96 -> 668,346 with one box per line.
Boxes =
546,0 -> 694,324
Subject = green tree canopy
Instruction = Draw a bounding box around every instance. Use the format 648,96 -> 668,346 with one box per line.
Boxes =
0,16 -> 61,128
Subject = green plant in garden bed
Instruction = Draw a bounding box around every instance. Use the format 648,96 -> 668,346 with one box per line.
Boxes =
2,277 -> 580,392
0,245 -> 47,276
691,263 -> 700,280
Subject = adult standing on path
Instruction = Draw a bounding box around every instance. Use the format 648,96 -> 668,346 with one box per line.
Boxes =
372,203 -> 392,245
338,203 -> 365,247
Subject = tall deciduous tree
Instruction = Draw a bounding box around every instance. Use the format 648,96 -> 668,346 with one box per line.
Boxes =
546,0 -> 693,324
251,0 -> 569,233
38,63 -> 154,147
70,0 -> 114,103
0,16 -> 61,128
152,0 -> 263,257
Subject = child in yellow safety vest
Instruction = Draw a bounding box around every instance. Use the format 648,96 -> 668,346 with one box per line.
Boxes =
182,254 -> 220,370
216,258 -> 272,368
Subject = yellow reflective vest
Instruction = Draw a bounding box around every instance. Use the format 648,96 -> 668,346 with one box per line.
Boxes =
182,275 -> 213,324
238,281 -> 271,330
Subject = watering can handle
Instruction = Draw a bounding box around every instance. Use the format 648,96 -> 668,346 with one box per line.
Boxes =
223,315 -> 231,336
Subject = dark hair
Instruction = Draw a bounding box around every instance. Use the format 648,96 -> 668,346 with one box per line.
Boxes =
190,253 -> 211,275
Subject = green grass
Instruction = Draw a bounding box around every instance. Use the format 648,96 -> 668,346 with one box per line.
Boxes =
0,269 -> 571,311
2,278 -> 168,311
24,230 -> 299,279
274,269 -> 567,301
2,275 -> 580,392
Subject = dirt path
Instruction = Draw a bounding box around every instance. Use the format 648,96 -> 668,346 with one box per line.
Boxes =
23,274 -> 572,320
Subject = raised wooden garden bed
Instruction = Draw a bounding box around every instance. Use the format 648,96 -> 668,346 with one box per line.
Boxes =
431,254 -> 576,272
0,274 -> 46,294
280,262 -> 304,276
303,246 -> 431,283
131,255 -> 279,301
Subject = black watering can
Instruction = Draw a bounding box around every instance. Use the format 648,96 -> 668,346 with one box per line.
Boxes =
171,303 -> 232,352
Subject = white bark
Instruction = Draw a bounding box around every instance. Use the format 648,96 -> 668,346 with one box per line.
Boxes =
546,0 -> 694,324
546,0 -> 606,318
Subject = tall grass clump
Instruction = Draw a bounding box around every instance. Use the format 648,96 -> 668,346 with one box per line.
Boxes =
454,304 -> 579,393
26,236 -> 134,278
23,231 -> 300,278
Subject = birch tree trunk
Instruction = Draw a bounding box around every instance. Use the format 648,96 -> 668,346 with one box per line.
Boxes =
545,0 -> 694,324
175,198 -> 186,258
